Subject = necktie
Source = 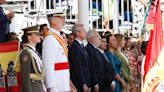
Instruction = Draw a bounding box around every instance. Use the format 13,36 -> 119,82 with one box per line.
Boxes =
103,52 -> 109,63
81,43 -> 85,48
81,43 -> 87,55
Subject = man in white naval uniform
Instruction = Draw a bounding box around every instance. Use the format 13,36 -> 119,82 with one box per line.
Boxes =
42,10 -> 70,92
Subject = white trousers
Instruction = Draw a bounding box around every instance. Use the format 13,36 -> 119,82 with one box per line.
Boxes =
48,88 -> 70,92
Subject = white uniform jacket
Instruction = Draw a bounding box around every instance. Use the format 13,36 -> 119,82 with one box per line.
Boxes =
42,28 -> 70,92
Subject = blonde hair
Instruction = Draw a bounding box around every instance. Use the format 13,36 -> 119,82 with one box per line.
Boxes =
114,34 -> 124,46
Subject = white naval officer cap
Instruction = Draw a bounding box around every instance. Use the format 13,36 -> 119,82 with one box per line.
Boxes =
47,9 -> 66,18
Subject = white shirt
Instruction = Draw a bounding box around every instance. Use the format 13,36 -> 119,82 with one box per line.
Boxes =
49,28 -> 63,39
97,48 -> 104,54
42,28 -> 70,92
75,38 -> 83,45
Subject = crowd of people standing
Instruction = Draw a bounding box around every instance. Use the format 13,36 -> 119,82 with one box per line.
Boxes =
0,0 -> 148,92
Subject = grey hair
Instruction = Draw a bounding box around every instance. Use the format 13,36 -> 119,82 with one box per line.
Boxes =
47,17 -> 55,27
71,24 -> 84,37
87,29 -> 97,40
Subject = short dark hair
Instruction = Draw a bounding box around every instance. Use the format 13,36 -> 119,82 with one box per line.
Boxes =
39,24 -> 47,32
6,32 -> 18,41
141,41 -> 148,55
101,35 -> 106,39
125,37 -> 130,41
60,31 -> 62,35
67,33 -> 73,38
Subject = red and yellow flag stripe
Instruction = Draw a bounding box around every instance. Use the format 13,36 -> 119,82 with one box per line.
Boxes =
0,40 -> 20,74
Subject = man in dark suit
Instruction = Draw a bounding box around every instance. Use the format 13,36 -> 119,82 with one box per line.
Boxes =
68,24 -> 90,92
36,24 -> 49,56
0,0 -> 14,43
98,35 -> 116,92
86,30 -> 115,92
67,33 -> 75,48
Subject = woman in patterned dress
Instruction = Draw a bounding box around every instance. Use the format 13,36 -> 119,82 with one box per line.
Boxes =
123,37 -> 137,92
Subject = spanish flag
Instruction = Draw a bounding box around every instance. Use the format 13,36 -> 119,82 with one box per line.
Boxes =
0,40 -> 20,92
143,0 -> 164,91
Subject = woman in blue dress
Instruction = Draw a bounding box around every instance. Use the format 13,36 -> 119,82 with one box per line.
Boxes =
105,33 -> 126,92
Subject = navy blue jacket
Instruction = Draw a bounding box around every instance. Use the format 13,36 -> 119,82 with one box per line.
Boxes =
86,43 -> 114,92
68,40 -> 91,90
0,7 -> 9,43
86,43 -> 104,86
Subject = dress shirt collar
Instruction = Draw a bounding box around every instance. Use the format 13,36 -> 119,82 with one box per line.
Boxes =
49,28 -> 61,36
75,38 -> 84,45
90,43 -> 97,49
97,48 -> 104,54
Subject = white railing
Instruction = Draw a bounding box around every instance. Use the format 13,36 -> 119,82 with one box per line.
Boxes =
25,0 -> 135,31
4,0 -> 145,35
